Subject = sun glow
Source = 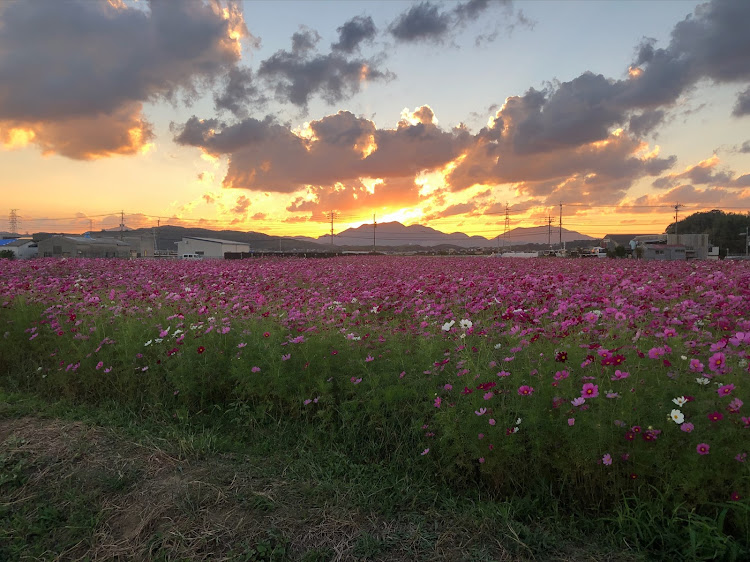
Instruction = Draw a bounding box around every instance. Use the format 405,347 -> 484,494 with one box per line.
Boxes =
1,127 -> 36,149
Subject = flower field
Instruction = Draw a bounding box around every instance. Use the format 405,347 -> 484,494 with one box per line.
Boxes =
1,256 -> 749,548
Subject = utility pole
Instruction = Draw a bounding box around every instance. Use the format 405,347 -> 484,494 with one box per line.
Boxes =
120,210 -> 125,240
373,213 -> 376,253
674,203 -> 681,236
548,214 -> 553,248
503,203 -> 510,251
9,209 -> 18,235
559,202 -> 562,248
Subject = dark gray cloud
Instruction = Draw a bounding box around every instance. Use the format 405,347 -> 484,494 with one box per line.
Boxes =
734,86 -> 750,116
388,0 -> 516,44
389,2 -> 451,43
213,67 -> 265,117
740,141 -> 750,153
0,0 -> 249,158
258,27 -> 391,107
291,27 -> 321,54
332,16 -> 377,53
628,109 -> 666,137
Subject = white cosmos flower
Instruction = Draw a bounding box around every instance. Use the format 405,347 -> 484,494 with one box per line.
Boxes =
442,320 -> 455,332
696,377 -> 710,385
672,396 -> 687,406
670,409 -> 685,424
460,319 -> 473,330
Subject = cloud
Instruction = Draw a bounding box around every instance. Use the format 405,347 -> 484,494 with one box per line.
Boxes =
173,106 -> 472,193
625,0 -> 750,114
213,67 -> 265,117
332,16 -> 377,53
652,155 -> 748,189
423,201 -> 478,221
734,86 -> 750,116
389,2 -> 451,43
388,0 -> 519,44
258,25 -> 391,107
740,141 -> 750,153
0,0 -> 249,158
231,194 -> 251,215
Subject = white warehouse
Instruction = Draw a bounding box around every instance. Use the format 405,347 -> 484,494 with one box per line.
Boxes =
176,236 -> 250,259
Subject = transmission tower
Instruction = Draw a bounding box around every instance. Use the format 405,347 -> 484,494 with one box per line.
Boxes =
325,210 -> 336,246
9,209 -> 18,235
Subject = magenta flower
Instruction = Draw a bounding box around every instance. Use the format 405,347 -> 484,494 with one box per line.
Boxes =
517,385 -> 534,396
689,358 -> 704,373
433,396 -> 441,408
421,448 -> 429,456
251,366 -> 261,373
602,453 -> 612,466
610,369 -> 630,381
488,418 -> 496,426
483,392 -> 494,400
475,407 -> 487,416
581,383 -> 599,398
727,398 -> 743,413
717,383 -> 735,397
707,411 -> 724,423
708,352 -> 726,374
696,443 -> 710,455
478,457 -> 485,464
365,355 -> 374,362
567,418 -> 575,426
553,370 -> 569,381
571,397 -> 586,407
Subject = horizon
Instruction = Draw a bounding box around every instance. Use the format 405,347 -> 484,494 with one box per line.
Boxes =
2,0 -> 749,238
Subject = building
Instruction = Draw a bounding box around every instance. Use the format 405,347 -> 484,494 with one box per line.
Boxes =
37,236 -> 131,258
643,244 -> 687,261
88,232 -> 155,257
0,238 -> 37,259
176,236 -> 250,259
666,233 -> 710,260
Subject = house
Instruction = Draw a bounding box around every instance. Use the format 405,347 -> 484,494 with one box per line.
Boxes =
37,236 -> 131,258
0,238 -> 37,259
176,236 -> 250,259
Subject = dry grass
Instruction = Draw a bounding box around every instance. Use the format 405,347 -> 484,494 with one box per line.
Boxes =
0,416 -> 529,561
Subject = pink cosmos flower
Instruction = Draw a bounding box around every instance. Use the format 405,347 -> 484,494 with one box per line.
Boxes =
717,383 -> 735,397
251,366 -> 261,373
351,377 -> 362,385
571,397 -> 586,407
680,422 -> 694,433
553,370 -> 569,381
707,411 -> 723,423
735,453 -> 747,462
479,457 -> 485,464
282,354 -> 291,361
708,352 -> 726,374
496,371 -> 511,377
696,443 -> 710,455
421,448 -> 429,456
444,383 -> 453,391
727,398 -> 743,413
478,433 -> 484,439
610,369 -> 630,381
365,355 -> 374,362
568,418 -> 575,426
602,453 -> 612,466
689,358 -> 704,373
517,385 -> 534,396
488,418 -> 496,426
96,361 -> 104,370
433,396 -> 441,408
581,383 -> 599,398
475,407 -> 487,416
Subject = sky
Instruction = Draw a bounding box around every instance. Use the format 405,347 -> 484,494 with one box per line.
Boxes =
1,0 -> 750,240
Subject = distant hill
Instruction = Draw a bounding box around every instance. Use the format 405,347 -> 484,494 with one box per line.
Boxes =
298,221 -> 594,248
668,209 -> 750,255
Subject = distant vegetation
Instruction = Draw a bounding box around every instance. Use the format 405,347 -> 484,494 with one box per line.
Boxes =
668,209 -> 750,255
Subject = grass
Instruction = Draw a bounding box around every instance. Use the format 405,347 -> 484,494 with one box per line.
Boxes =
0,389 -> 650,562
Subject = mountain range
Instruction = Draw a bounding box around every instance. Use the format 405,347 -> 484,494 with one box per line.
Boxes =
298,221 -> 594,249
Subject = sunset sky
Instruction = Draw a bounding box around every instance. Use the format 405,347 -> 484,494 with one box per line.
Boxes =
2,0 -> 749,240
